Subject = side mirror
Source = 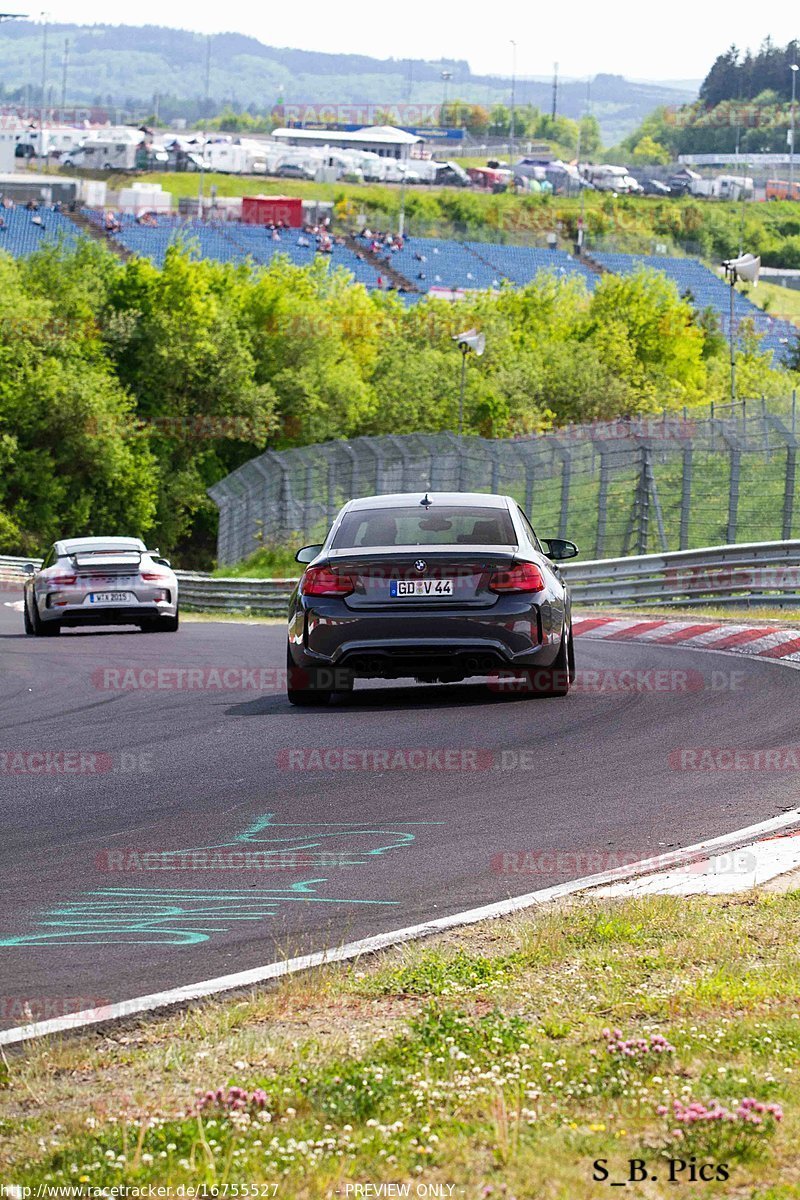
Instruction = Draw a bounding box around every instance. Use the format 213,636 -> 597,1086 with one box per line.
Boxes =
296,544 -> 324,564
23,562 -> 36,575
542,538 -> 579,561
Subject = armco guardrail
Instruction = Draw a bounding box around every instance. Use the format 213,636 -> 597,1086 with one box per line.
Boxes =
561,539 -> 800,607
3,540 -> 800,614
0,557 -> 295,616
174,572 -> 296,615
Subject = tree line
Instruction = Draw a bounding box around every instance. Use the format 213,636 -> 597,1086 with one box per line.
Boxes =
0,240 -> 795,566
700,38 -> 800,107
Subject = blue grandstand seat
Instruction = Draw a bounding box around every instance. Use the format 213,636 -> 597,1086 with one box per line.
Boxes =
0,207 -> 80,257
92,213 -> 384,288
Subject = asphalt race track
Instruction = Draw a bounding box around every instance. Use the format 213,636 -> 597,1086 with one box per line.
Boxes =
1,601 -> 798,1028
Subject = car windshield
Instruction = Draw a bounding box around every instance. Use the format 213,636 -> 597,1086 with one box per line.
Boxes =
332,506 -> 517,549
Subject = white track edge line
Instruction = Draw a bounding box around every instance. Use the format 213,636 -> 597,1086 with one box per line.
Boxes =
3,801 -> 800,1047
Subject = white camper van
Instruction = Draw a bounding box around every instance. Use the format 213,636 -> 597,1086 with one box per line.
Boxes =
586,164 -> 642,193
64,128 -> 145,170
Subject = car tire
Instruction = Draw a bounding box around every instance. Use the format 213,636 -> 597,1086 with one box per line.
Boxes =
146,608 -> 180,633
30,596 -> 60,637
23,594 -> 35,635
286,647 -> 332,706
524,627 -> 571,698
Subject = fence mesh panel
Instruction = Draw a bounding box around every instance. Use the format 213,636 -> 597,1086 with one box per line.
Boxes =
209,398 -> 800,565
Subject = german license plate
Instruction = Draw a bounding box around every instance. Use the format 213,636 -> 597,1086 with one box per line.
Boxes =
87,592 -> 134,604
390,579 -> 454,598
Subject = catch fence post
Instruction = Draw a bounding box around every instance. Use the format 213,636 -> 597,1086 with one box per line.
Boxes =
679,446 -> 693,550
637,448 -> 651,556
595,448 -> 610,558
727,443 -> 741,544
559,449 -> 571,540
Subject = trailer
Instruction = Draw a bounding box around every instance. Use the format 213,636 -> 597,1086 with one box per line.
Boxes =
64,129 -> 146,171
15,126 -> 85,160
202,141 -> 268,175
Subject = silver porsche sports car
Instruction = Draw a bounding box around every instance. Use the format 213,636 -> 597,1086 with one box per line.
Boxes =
23,536 -> 179,635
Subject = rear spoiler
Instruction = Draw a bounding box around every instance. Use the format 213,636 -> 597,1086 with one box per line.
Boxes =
69,552 -> 143,571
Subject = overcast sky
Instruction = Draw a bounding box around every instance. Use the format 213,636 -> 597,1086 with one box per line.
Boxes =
38,1 -> 798,81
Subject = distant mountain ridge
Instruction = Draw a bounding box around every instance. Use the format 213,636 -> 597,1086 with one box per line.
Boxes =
0,22 -> 697,144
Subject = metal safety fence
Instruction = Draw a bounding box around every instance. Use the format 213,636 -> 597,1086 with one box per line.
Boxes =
4,540 -> 800,615
208,397 -> 800,569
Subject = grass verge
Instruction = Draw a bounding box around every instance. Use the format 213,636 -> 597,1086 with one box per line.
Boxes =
2,893 -> 800,1197
742,280 -> 800,328
212,546 -> 301,580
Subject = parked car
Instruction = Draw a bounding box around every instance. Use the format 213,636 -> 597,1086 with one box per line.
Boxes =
276,162 -> 315,181
433,162 -> 472,188
23,536 -> 179,635
640,179 -> 672,196
286,491 -> 577,704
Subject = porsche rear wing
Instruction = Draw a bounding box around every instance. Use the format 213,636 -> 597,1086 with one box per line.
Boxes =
69,551 -> 144,573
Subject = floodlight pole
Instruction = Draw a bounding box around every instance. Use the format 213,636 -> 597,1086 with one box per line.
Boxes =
729,269 -> 736,403
723,262 -> 741,404
39,11 -> 48,172
791,64 -> 799,194
198,152 -> 205,220
458,342 -> 468,436
509,40 -> 516,164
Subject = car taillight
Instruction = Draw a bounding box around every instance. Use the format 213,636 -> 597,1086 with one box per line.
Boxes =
49,574 -> 76,586
488,563 -> 546,593
141,571 -> 170,581
301,566 -> 355,597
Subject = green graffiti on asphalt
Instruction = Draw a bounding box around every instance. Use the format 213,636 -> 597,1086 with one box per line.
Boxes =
0,881 -> 396,946
0,814 -> 443,946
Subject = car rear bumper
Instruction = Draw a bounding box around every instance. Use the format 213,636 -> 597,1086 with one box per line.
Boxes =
289,595 -> 564,678
38,602 -> 177,626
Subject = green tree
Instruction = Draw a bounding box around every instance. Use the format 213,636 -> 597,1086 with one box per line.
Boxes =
103,247 -> 278,558
0,248 -> 157,553
631,134 -> 671,165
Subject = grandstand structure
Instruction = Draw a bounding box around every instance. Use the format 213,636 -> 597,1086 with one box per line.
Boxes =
0,204 -> 795,365
0,206 -> 80,255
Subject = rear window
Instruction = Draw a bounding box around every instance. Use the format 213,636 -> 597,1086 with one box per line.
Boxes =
332,506 -> 517,549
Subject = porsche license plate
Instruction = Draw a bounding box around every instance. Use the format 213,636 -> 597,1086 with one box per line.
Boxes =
87,592 -> 134,604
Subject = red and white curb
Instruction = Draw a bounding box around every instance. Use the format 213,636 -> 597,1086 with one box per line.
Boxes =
573,614 -> 800,895
574,615 -> 800,665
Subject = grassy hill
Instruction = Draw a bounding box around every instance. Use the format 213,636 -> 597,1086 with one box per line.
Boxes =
0,22 -> 696,144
